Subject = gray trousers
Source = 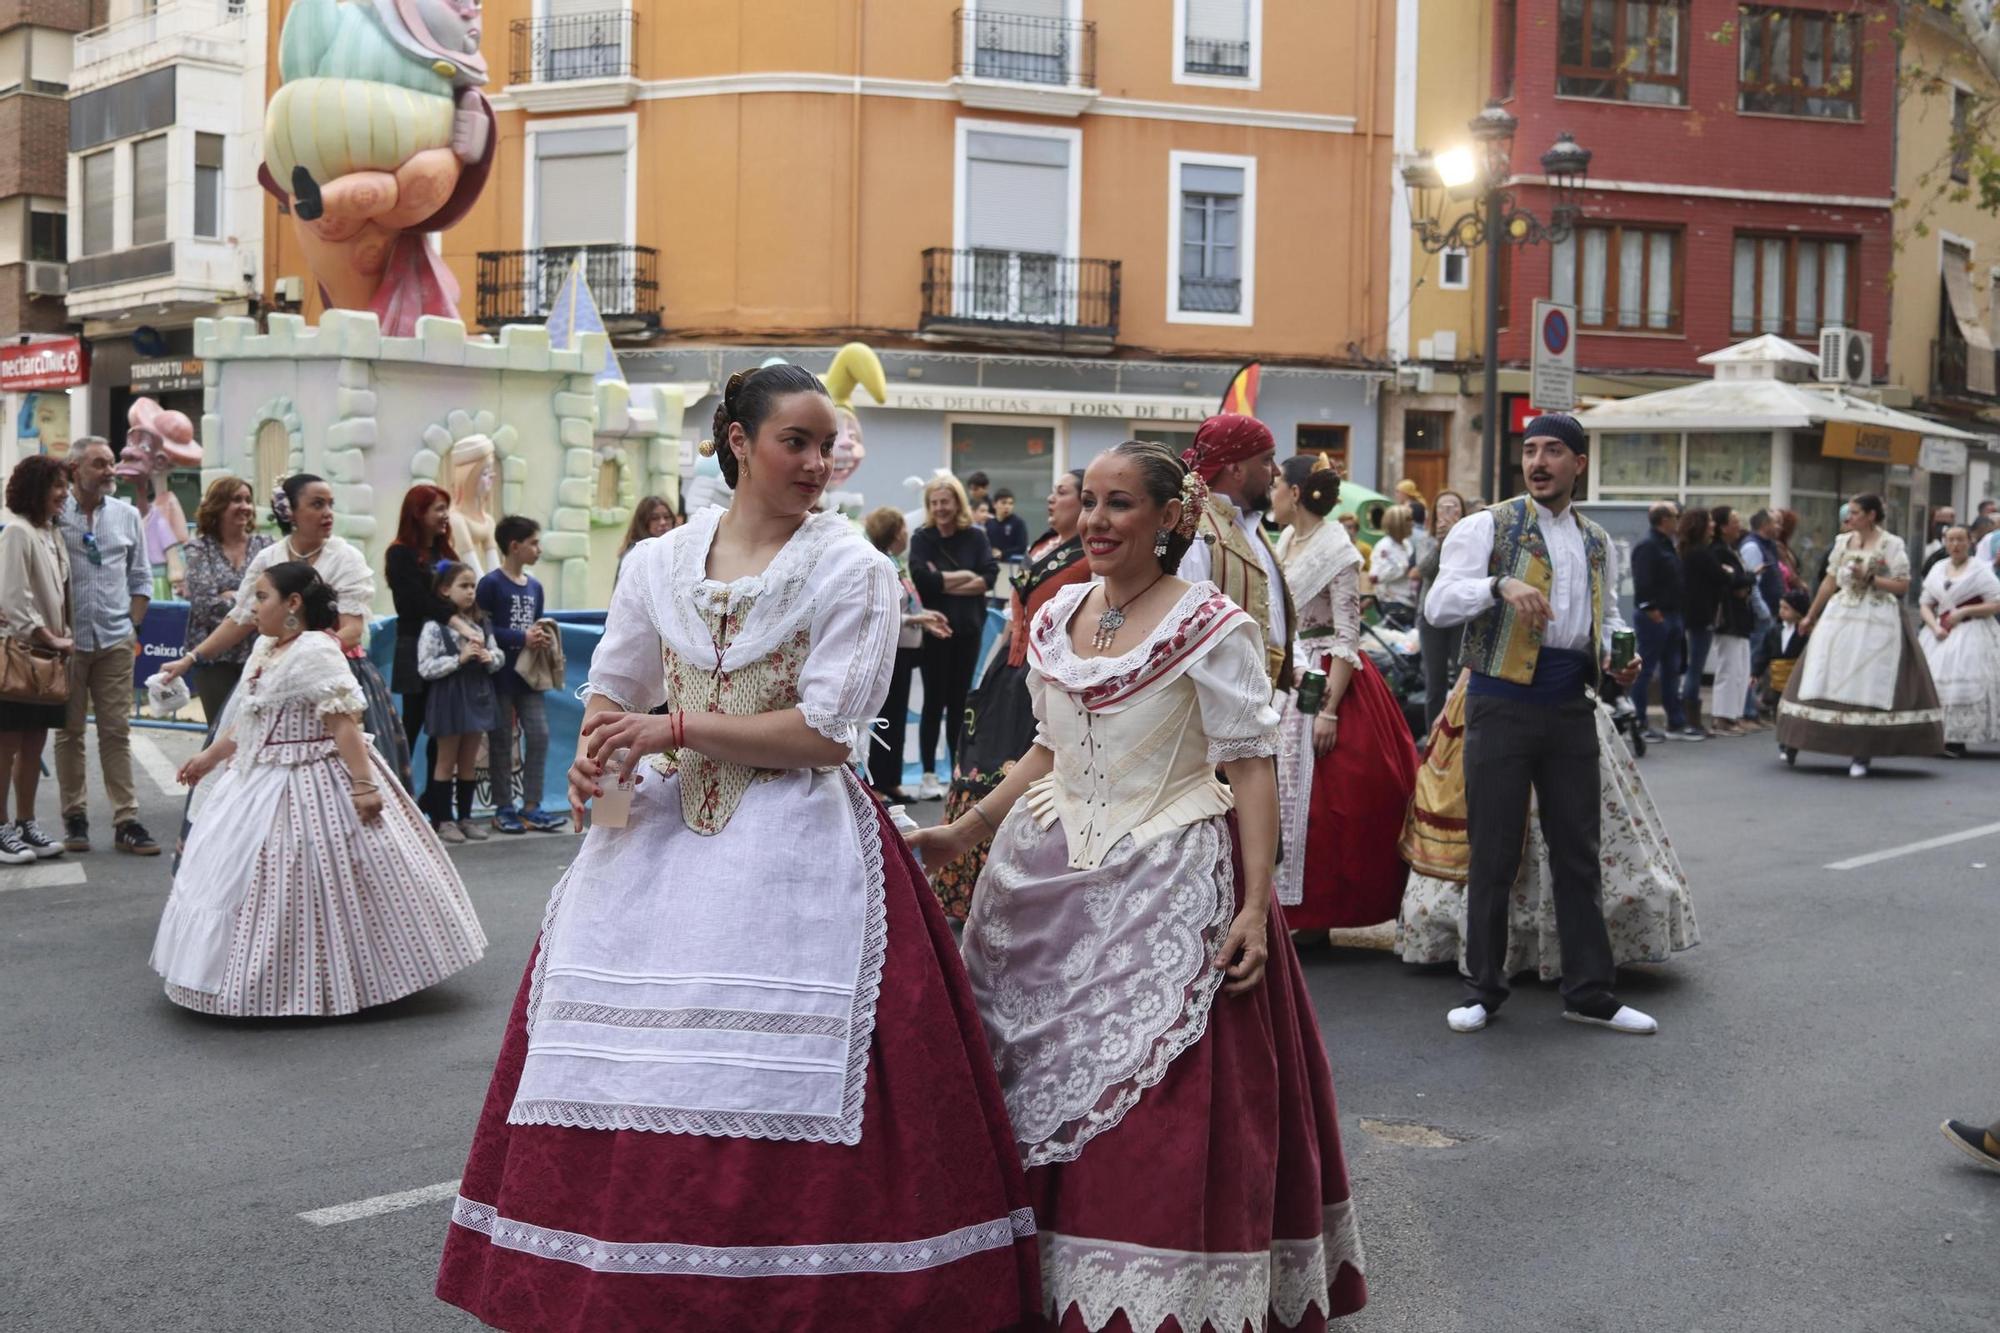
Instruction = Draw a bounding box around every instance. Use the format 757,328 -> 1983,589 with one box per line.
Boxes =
1462,691 -> 1616,1013
487,690 -> 549,811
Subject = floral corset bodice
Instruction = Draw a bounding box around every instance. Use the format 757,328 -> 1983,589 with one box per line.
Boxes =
241,699 -> 342,769
653,592 -> 815,835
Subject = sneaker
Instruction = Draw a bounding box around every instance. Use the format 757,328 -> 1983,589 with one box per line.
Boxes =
1640,728 -> 1668,744
460,819 -> 490,842
916,774 -> 944,801
436,820 -> 466,845
491,807 -> 527,835
1446,1003 -> 1491,1033
14,820 -> 62,859
521,806 -> 567,833
1562,1004 -> 1658,1035
62,813 -> 89,852
1939,1120 -> 2000,1174
114,821 -> 161,856
1673,726 -> 1709,742
1849,759 -> 1871,779
0,824 -> 34,865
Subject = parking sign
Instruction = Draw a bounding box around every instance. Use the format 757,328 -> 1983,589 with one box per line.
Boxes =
1532,300 -> 1577,412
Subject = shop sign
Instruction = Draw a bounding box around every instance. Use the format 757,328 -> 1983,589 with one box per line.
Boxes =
1918,437 -> 1968,476
1822,420 -> 1920,467
130,357 -> 204,395
879,382 -> 1213,423
0,336 -> 88,391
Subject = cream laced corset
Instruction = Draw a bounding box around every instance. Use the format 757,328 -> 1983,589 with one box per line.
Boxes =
1024,582 -> 1281,869
229,631 -> 364,770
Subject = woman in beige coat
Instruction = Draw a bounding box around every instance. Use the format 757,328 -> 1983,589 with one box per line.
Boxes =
0,454 -> 76,863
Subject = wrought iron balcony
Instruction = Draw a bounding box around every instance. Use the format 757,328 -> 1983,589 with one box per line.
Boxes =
919,247 -> 1119,352
954,8 -> 1095,88
1933,335 -> 1999,402
1184,36 -> 1252,77
476,245 -> 660,333
510,11 -> 636,85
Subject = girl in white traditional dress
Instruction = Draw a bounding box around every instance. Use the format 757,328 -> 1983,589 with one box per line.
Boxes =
436,364 -> 1038,1333
1918,524 -> 2000,752
911,439 -> 1367,1333
1777,493 -> 1945,776
150,562 -> 485,1017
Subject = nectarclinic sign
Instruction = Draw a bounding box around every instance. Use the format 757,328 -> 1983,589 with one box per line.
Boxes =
0,337 -> 88,392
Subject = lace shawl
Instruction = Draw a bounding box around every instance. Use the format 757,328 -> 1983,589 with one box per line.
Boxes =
1277,519 -> 1362,608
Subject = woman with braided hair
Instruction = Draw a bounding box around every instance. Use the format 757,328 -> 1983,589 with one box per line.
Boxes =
911,439 -> 1366,1332
437,363 -> 1038,1332
1271,453 -> 1418,934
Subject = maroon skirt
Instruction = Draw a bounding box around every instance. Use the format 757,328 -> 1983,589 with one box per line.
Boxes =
1291,658 -> 1419,931
1032,830 -> 1368,1333
436,803 -> 1040,1332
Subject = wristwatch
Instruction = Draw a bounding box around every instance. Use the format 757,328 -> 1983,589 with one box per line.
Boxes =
1490,575 -> 1507,601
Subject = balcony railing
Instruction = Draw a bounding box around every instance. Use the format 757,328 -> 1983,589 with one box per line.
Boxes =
1178,275 -> 1243,316
954,9 -> 1095,88
1933,335 -> 1999,402
1184,35 -> 1252,77
476,245 -> 660,332
74,0 -> 247,73
510,11 -> 636,85
920,247 -> 1119,351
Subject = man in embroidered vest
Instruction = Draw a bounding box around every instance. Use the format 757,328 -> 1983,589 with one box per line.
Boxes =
1424,413 -> 1654,1037
1178,413 -> 1296,693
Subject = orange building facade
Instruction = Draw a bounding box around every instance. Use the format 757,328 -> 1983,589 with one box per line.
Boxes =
263,0 -> 1402,499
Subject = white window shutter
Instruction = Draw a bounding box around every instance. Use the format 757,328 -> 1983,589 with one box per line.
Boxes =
1186,0 -> 1250,41
965,133 -> 1070,255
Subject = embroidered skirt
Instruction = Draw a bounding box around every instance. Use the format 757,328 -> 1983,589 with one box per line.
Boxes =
435,797 -> 1041,1333
1777,607 -> 1944,759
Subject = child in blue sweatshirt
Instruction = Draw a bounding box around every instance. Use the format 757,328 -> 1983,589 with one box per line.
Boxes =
475,516 -> 564,834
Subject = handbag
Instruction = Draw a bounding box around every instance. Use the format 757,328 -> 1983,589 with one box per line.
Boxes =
515,618 -> 566,692
0,543 -> 71,705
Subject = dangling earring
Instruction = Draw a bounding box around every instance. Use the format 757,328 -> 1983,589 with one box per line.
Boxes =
284,613 -> 300,632
1153,530 -> 1170,558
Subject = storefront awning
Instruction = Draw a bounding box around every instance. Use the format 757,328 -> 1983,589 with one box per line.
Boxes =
1944,261 -> 1998,396
1575,376 -> 1982,441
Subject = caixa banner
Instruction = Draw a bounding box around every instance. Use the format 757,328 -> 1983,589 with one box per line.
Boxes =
0,337 -> 89,392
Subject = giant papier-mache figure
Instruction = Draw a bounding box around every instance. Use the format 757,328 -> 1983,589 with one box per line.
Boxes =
262,0 -> 496,334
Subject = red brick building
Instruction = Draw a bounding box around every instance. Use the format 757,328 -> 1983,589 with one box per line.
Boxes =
1494,0 -> 1895,378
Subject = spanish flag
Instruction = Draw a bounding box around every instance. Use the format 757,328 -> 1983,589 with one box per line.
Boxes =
1218,361 -> 1261,416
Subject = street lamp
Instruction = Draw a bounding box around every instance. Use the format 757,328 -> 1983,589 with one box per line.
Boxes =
1402,104 -> 1592,501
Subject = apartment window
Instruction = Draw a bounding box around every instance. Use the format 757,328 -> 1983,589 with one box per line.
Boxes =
1180,0 -> 1257,83
131,134 -> 168,247
1953,87 -> 1974,184
1731,234 -> 1853,338
1169,152 -> 1255,324
1495,0 -> 1517,99
193,133 -> 223,239
80,149 -> 113,256
1551,224 -> 1680,331
960,126 -> 1076,323
29,208 -> 64,263
1296,425 -> 1349,478
1939,240 -> 1995,396
1557,0 -> 1687,106
1738,6 -> 1859,121
1440,247 -> 1470,290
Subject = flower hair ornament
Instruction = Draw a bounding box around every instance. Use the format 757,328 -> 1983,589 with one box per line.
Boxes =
269,483 -> 293,529
1176,468 -> 1208,539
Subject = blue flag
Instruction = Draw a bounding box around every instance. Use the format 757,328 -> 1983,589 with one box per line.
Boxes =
544,256 -> 624,385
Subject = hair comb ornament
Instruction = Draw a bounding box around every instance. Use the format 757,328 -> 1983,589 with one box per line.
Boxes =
1313,451 -> 1335,473
269,484 -> 293,528
1175,469 -> 1208,539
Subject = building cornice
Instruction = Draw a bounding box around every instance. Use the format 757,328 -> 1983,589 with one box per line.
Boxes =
491,71 -> 1356,135
1506,173 -> 1893,211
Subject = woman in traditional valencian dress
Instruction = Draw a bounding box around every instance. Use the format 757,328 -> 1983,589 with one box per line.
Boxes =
1271,454 -> 1418,934
150,562 -> 484,1016
436,365 -> 1038,1333
1918,524 -> 2000,754
929,468 -> 1092,920
1778,493 -> 1945,777
912,440 -> 1366,1333
1396,671 -> 1698,981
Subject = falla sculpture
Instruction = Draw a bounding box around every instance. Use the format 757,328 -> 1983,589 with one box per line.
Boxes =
261,0 -> 496,334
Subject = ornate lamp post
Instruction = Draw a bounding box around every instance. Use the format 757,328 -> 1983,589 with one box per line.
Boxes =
1403,103 -> 1592,501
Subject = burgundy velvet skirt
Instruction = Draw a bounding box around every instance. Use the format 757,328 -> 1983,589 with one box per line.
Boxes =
436,802 -> 1040,1332
1291,657 -> 1419,931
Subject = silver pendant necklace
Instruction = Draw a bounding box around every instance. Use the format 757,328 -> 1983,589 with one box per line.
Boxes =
1092,572 -> 1167,651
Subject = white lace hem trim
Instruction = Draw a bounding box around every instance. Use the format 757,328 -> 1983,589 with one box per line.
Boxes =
450,1196 -> 1035,1277
1208,733 -> 1280,764
1778,698 -> 1943,727
799,703 -> 860,749
512,771 -> 889,1145
1042,1199 -> 1364,1332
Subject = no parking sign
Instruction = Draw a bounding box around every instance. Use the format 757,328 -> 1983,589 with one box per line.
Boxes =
1532,300 -> 1577,412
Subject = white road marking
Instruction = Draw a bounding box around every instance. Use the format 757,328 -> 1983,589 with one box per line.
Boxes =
0,861 -> 87,892
128,731 -> 187,797
298,1178 -> 462,1227
1825,820 -> 2000,871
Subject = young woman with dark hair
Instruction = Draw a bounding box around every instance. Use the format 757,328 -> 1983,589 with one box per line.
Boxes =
437,363 -> 1038,1332
151,562 -> 483,1016
386,482 -> 457,813
0,454 -> 74,864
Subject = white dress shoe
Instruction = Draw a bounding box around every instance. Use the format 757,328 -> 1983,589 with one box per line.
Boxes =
1562,1005 -> 1658,1035
1446,1003 -> 1490,1033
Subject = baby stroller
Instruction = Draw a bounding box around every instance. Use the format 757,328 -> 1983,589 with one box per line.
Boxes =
1598,674 -> 1646,759
1358,615 -> 1428,739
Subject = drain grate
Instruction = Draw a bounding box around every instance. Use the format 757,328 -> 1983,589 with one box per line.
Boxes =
1359,1117 -> 1465,1148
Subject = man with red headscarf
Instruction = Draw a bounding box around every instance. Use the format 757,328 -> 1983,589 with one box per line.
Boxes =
1179,414 -> 1295,691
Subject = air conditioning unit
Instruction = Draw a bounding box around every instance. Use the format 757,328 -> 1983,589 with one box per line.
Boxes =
1432,330 -> 1459,361
24,262 -> 65,297
1819,326 -> 1872,386
274,274 -> 305,303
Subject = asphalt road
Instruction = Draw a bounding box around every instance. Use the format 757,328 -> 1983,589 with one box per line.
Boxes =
3,725 -> 1997,1332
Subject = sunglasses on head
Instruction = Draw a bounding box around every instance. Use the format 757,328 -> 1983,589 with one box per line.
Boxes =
80,531 -> 101,566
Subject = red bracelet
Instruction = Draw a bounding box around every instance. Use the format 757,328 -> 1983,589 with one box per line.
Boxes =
672,709 -> 686,751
